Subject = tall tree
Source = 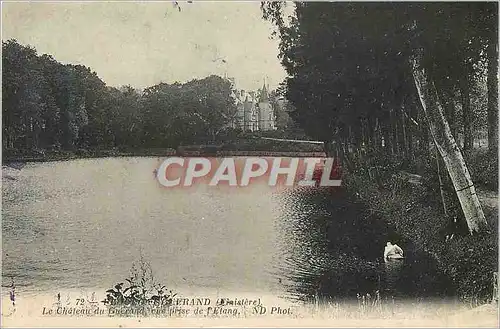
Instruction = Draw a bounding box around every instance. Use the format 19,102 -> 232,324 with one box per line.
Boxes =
485,4 -> 499,153
261,2 -> 492,234
412,51 -> 488,233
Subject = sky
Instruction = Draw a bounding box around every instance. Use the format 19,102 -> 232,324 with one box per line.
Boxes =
2,1 -> 288,91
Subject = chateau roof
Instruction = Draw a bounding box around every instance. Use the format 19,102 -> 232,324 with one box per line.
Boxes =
259,81 -> 269,102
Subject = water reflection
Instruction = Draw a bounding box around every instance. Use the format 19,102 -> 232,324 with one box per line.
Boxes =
2,158 -> 280,294
274,187 -> 456,303
2,158 -> 455,304
384,259 -> 404,297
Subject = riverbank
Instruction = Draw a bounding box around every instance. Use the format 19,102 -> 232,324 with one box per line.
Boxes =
2,148 -> 178,164
2,138 -> 327,164
2,149 -> 328,165
343,150 -> 498,303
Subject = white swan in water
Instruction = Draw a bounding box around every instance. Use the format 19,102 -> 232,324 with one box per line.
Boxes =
384,242 -> 404,261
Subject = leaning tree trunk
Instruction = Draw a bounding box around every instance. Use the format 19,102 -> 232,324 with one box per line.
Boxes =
412,55 -> 488,234
487,35 -> 498,154
434,144 -> 448,218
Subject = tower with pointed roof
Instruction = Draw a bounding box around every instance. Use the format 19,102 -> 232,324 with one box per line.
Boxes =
257,78 -> 275,131
259,80 -> 269,102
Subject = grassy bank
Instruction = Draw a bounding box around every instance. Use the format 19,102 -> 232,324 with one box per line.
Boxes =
2,148 -> 178,164
342,148 -> 498,303
2,137 -> 324,164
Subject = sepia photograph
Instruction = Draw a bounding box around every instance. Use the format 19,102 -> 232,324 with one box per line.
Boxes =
1,0 -> 499,327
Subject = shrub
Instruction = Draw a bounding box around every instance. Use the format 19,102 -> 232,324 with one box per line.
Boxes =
102,255 -> 177,314
465,149 -> 498,191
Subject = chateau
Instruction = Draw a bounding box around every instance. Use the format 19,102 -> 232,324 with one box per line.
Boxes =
228,78 -> 277,131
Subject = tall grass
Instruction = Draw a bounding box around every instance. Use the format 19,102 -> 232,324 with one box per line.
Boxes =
102,255 -> 177,316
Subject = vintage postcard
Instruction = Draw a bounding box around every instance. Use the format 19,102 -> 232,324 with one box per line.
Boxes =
1,0 -> 499,327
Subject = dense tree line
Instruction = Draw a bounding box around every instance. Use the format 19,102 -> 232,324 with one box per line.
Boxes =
2,39 -> 241,154
261,2 -> 497,157
261,2 -> 497,233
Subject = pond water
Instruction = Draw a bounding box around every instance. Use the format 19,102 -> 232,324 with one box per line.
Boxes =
2,157 -> 455,303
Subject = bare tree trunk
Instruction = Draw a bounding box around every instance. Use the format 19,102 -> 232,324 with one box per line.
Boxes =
412,55 -> 488,234
434,76 -> 458,139
460,62 -> 474,151
448,98 -> 457,140
389,110 -> 397,155
367,116 -> 374,146
401,107 -> 408,156
422,122 -> 429,155
408,122 -> 414,161
358,120 -> 364,157
393,110 -> 400,156
374,117 -> 380,151
434,144 -> 448,218
348,125 -> 353,153
417,103 -> 430,155
362,118 -> 369,156
487,37 -> 498,154
441,90 -> 457,138
382,119 -> 392,155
